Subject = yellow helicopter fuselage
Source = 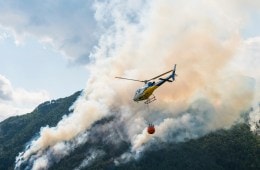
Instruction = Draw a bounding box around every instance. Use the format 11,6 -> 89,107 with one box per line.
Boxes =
133,85 -> 159,101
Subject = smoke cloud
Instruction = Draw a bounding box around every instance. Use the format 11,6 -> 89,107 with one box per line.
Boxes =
15,0 -> 259,169
74,149 -> 105,170
248,104 -> 260,133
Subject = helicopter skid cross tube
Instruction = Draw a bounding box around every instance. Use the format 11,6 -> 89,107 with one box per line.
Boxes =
144,94 -> 156,104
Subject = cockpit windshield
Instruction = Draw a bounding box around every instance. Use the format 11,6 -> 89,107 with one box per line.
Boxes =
136,87 -> 146,94
136,89 -> 141,94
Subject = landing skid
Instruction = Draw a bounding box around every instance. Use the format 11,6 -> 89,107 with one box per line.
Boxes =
144,94 -> 156,104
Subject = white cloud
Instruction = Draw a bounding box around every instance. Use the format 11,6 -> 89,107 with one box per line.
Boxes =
0,0 -> 99,63
0,74 -> 13,100
230,37 -> 260,76
0,30 -> 10,43
230,37 -> 260,103
0,1 -> 97,121
0,74 -> 50,122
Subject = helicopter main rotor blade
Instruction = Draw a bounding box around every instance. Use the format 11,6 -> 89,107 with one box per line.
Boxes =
115,77 -> 145,83
146,69 -> 173,82
116,69 -> 173,83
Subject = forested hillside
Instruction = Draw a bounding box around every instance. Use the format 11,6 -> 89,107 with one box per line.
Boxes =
0,91 -> 259,170
0,91 -> 81,170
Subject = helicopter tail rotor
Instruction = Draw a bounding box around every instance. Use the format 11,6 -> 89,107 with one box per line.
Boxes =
171,64 -> 177,81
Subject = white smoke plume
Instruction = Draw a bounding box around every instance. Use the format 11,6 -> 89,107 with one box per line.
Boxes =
15,0 -> 260,169
248,104 -> 260,133
74,149 -> 105,170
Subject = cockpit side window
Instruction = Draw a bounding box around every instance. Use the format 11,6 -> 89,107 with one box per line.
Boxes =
136,88 -> 145,94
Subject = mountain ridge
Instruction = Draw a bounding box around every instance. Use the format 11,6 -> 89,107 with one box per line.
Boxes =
0,91 -> 259,170
0,91 -> 82,170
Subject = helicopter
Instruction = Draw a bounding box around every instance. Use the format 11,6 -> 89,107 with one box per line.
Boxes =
115,64 -> 177,134
115,64 -> 177,104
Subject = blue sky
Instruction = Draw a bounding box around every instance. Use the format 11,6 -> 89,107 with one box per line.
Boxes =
0,35 -> 87,97
0,0 -> 99,120
0,0 -> 260,121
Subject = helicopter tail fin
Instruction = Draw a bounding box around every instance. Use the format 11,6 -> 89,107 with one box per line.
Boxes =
172,64 -> 177,81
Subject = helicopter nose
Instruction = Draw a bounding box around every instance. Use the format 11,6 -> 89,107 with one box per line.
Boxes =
133,95 -> 138,101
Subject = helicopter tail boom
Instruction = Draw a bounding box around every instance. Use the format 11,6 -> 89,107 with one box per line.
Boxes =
159,78 -> 173,82
155,64 -> 177,86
